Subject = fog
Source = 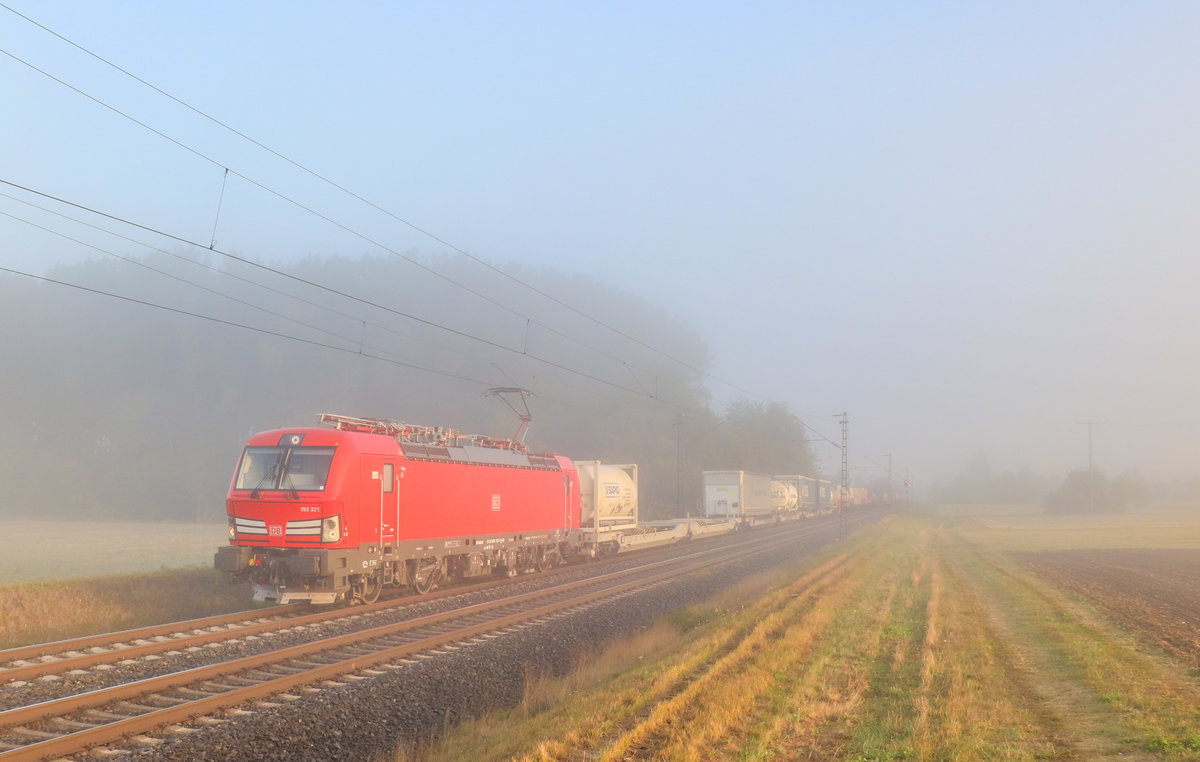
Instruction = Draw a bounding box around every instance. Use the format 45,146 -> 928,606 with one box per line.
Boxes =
0,253 -> 817,520
2,3 -> 1199,515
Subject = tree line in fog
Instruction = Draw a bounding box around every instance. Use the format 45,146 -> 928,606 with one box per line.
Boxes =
923,455 -> 1200,513
0,251 -> 815,522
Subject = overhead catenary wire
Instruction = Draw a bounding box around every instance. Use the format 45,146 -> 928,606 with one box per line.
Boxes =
0,263 -> 499,387
0,186 -> 498,367
0,260 -> 688,430
0,178 -> 709,415
2,187 -> 841,445
0,42 -> 688,392
0,1 -> 771,405
0,9 -> 843,445
0,205 -> 452,371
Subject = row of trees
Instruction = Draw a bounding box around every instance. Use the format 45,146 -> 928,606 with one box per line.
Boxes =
0,251 -> 815,522
1043,469 -> 1148,514
926,456 -> 1155,514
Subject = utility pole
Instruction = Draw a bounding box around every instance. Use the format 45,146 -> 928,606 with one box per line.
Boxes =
838,412 -> 849,504
837,412 -> 848,534
675,413 -> 688,514
1078,421 -> 1098,513
885,453 -> 892,506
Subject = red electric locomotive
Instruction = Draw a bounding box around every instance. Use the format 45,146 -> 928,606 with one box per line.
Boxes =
214,414 -> 580,604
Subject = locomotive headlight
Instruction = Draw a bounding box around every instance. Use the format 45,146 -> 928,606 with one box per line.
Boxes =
322,515 -> 341,543
227,517 -> 236,540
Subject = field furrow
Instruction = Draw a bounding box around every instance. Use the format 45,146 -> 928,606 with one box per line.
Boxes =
400,511 -> 1200,762
956,531 -> 1200,759
593,549 -> 866,760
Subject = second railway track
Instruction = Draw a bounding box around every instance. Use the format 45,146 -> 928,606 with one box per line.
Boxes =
0,513 -> 877,761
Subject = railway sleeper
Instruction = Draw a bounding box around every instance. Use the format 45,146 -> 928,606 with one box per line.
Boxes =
131,734 -> 164,745
174,686 -> 225,698
8,726 -> 62,740
241,667 -> 296,681
84,708 -> 135,721
198,680 -> 246,692
207,675 -> 260,688
47,716 -> 101,731
144,693 -> 191,707
115,700 -> 167,714
276,660 -> 325,671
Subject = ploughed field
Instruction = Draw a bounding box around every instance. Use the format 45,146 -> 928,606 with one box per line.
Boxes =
414,510 -> 1200,761
1016,548 -> 1200,670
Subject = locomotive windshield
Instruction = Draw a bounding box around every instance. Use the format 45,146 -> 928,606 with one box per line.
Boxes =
236,446 -> 336,492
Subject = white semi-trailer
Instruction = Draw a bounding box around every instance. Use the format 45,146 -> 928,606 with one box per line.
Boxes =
701,470 -> 777,518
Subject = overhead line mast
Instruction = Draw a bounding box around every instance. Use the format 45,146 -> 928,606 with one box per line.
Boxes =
838,411 -> 849,535
839,412 -> 849,505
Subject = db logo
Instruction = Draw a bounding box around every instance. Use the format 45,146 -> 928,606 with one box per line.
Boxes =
269,525 -> 283,537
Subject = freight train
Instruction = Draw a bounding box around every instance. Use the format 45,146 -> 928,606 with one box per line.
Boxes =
214,413 -> 866,604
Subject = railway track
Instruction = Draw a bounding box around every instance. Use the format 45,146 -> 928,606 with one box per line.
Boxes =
0,524 -> 742,696
0,568 -> 522,689
0,515 -> 865,760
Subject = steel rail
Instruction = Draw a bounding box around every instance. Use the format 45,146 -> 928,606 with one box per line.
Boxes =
0,516 -> 843,686
0,517 -> 787,681
0,580 -> 489,685
0,609 -> 293,665
0,570 -> 487,674
0,530 -> 809,761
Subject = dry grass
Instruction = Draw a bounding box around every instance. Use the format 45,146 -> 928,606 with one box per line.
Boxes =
0,520 -> 256,649
401,510 -> 1200,761
0,569 -> 256,649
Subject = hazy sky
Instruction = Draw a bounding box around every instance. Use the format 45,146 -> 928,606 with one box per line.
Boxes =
3,2 -> 1199,486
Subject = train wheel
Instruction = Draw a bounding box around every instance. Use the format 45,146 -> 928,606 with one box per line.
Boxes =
413,560 -> 439,594
356,573 -> 383,604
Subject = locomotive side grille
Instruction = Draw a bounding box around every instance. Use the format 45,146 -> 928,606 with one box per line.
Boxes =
401,444 -> 451,460
235,517 -> 267,535
286,518 -> 323,538
401,442 -> 563,471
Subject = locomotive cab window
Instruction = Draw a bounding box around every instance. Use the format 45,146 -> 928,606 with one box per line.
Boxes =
236,446 -> 336,491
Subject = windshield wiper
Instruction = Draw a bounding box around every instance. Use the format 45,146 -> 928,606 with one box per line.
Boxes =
250,453 -> 287,499
280,466 -> 300,500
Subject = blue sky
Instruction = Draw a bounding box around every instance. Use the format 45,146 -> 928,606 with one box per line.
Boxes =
3,2 -> 1200,486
